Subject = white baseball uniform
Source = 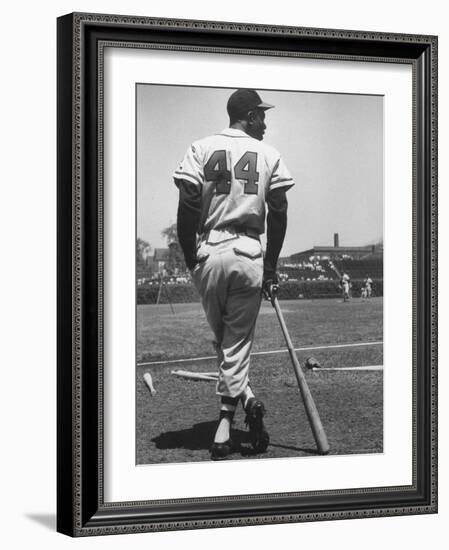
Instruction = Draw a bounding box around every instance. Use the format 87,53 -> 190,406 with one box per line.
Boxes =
174,128 -> 294,397
341,273 -> 351,300
364,277 -> 373,297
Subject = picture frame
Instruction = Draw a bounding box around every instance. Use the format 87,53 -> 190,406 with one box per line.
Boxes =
57,12 -> 438,536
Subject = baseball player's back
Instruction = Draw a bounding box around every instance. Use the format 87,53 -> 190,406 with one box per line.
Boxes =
174,128 -> 293,237
174,89 -> 294,460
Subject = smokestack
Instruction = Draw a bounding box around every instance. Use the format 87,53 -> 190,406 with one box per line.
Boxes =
334,233 -> 339,248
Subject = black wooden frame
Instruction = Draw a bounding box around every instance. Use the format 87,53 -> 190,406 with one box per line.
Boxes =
57,12 -> 438,537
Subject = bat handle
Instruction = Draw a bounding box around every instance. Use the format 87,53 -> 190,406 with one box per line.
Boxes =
268,283 -> 279,306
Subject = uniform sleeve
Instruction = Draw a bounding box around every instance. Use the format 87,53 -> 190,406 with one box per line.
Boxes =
173,143 -> 204,188
269,156 -> 294,192
264,188 -> 288,279
177,180 -> 202,270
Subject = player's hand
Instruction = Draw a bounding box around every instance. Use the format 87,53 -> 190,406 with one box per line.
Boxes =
186,256 -> 198,271
262,273 -> 279,302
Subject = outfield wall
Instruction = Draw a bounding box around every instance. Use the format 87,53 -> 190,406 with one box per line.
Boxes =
137,279 -> 383,305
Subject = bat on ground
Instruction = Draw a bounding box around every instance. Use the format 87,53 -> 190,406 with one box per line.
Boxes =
269,287 -> 330,455
172,370 -> 218,382
143,372 -> 157,396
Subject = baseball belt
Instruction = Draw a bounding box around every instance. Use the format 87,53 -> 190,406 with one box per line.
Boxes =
199,226 -> 260,244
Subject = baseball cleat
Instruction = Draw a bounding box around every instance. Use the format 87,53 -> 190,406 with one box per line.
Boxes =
244,398 -> 269,453
210,439 -> 234,460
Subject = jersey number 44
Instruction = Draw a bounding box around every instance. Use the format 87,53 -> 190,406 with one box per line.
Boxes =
204,150 -> 259,195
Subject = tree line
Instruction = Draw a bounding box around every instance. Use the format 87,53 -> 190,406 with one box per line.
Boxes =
137,223 -> 186,276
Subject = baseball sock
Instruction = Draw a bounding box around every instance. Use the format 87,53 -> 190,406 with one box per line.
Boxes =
214,397 -> 238,443
240,386 -> 255,410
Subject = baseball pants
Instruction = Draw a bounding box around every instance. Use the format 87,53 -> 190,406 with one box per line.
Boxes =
191,232 -> 263,398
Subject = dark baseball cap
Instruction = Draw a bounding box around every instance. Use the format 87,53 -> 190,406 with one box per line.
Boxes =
227,89 -> 274,119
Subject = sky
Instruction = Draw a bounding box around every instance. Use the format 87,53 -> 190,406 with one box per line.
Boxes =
137,84 -> 383,256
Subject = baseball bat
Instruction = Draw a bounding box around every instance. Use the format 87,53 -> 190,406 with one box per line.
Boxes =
172,370 -> 218,382
270,290 -> 330,455
143,372 -> 157,396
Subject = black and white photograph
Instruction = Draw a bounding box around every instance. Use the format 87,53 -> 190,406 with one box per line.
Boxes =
53,9 -> 437,539
135,84 -> 384,464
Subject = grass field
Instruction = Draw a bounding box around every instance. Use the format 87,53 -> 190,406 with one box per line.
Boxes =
136,297 -> 383,464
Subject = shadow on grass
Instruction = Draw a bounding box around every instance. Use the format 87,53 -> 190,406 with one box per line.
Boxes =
268,442 -> 322,455
152,420 -> 249,452
152,421 -> 319,457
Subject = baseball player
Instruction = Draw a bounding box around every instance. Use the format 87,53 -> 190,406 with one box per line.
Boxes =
340,272 -> 351,302
363,274 -> 373,298
174,89 -> 294,460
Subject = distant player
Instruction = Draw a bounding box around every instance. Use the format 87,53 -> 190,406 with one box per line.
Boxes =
174,89 -> 294,460
363,274 -> 373,298
340,272 -> 351,302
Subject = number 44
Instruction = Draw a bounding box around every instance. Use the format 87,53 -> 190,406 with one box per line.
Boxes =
204,150 -> 259,195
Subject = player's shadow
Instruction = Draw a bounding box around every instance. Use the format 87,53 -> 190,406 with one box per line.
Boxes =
152,422 -> 320,456
152,420 -> 249,452
268,442 -> 322,455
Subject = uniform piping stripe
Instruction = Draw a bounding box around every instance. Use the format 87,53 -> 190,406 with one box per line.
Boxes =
174,172 -> 203,185
137,340 -> 383,367
270,177 -> 293,186
217,133 -> 251,138
269,181 -> 295,191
